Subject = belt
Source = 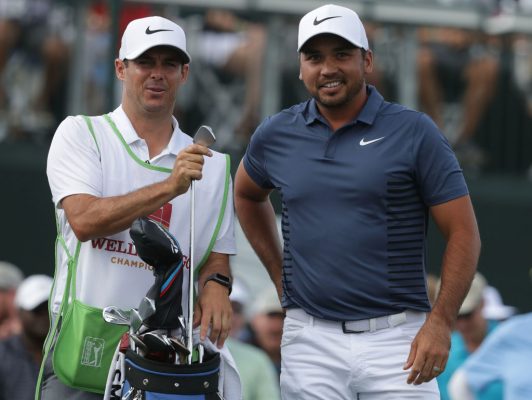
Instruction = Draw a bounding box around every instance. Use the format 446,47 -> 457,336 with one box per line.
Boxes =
286,308 -> 426,334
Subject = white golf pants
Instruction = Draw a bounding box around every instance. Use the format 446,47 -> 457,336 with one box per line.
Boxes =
280,309 -> 440,400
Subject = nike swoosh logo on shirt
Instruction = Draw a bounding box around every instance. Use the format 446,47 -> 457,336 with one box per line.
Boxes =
145,27 -> 172,35
313,16 -> 341,25
360,137 -> 385,146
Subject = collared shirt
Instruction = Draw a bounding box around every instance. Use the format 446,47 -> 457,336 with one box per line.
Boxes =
110,106 -> 185,164
243,86 -> 468,321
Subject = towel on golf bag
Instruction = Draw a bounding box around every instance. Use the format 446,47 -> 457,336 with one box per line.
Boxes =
104,331 -> 242,400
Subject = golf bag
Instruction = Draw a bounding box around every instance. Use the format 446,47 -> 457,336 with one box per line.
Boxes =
104,217 -> 223,400
121,349 -> 221,400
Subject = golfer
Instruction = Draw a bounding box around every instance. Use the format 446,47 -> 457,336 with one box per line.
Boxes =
235,4 -> 480,399
38,16 -> 236,399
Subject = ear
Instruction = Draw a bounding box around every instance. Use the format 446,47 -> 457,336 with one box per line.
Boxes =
115,59 -> 126,81
180,63 -> 190,83
364,50 -> 374,74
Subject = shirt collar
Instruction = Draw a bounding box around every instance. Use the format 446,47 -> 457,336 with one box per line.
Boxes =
304,85 -> 383,126
109,105 -> 187,156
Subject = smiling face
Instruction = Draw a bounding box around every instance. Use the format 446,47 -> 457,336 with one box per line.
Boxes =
299,34 -> 372,113
116,45 -> 189,117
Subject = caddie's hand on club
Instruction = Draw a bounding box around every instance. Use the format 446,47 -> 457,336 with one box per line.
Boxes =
168,144 -> 212,196
193,279 -> 232,349
403,316 -> 451,385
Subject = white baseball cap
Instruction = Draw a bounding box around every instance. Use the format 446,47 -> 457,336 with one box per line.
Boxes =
0,261 -> 24,290
482,285 -> 516,321
435,272 -> 488,316
15,275 -> 53,311
297,4 -> 369,52
458,273 -> 487,315
250,286 -> 282,317
119,16 -> 191,63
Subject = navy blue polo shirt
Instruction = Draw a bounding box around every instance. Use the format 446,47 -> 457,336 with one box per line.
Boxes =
243,86 -> 468,321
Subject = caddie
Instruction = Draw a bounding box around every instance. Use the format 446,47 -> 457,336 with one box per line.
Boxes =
37,16 -> 237,400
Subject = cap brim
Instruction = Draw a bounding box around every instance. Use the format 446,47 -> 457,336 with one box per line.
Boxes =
122,44 -> 191,63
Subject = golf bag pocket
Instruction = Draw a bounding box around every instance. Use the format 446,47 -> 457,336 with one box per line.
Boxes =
123,349 -> 221,399
53,299 -> 128,393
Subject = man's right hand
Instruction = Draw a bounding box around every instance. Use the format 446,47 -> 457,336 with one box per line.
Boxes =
168,144 -> 212,196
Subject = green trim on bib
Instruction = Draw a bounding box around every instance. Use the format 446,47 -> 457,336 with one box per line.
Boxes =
82,115 -> 101,157
195,153 -> 231,273
104,114 -> 172,173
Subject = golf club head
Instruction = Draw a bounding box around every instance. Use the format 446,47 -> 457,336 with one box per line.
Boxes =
130,217 -> 183,269
130,308 -> 143,334
138,296 -> 156,321
142,332 -> 176,363
129,333 -> 148,356
193,125 -> 216,147
103,306 -> 131,326
167,336 -> 190,356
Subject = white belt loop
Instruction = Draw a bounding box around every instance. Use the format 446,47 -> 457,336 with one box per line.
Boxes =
369,318 -> 377,332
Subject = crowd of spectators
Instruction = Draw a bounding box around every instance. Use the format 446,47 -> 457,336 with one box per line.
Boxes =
0,0 -> 530,174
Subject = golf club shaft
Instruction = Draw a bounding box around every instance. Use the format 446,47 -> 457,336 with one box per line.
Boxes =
187,179 -> 196,363
187,126 -> 215,364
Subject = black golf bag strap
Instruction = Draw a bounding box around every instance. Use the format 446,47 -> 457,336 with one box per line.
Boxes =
124,350 -> 220,395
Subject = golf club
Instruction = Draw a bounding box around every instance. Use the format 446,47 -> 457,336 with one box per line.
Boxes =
188,125 -> 216,364
130,308 -> 143,334
137,296 -> 156,321
129,333 -> 148,356
143,331 -> 176,363
102,306 -> 131,326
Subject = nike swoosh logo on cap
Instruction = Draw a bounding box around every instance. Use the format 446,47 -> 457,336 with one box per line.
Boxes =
145,27 -> 172,35
313,16 -> 341,25
360,137 -> 385,146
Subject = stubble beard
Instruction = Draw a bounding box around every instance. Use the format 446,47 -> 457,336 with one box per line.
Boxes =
315,78 -> 364,110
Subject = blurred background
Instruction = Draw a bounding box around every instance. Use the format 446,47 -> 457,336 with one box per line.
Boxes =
0,0 -> 531,312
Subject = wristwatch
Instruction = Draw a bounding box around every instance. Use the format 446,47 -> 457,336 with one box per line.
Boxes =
203,273 -> 232,295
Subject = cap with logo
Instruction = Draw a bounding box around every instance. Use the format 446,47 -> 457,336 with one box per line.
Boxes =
298,4 -> 369,52
119,16 -> 191,63
15,275 -> 53,311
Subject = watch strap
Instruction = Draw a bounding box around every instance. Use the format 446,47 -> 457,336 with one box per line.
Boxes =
203,273 -> 232,295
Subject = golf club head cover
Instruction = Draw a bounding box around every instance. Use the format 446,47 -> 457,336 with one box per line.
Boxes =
130,217 -> 185,329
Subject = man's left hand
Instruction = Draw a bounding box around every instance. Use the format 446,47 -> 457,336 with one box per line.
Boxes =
403,317 -> 451,385
193,281 -> 232,348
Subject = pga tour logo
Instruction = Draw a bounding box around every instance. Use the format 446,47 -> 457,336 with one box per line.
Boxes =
81,336 -> 105,368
